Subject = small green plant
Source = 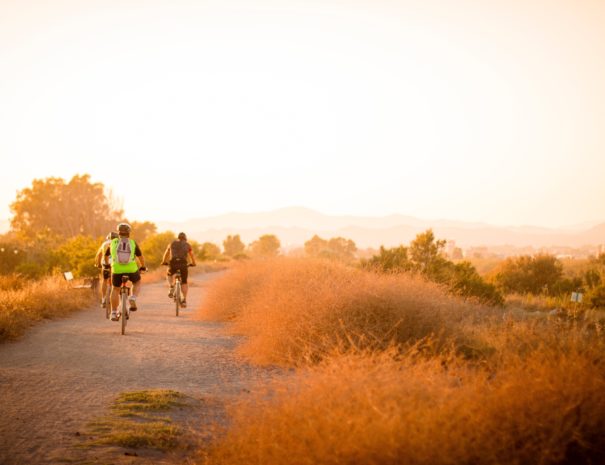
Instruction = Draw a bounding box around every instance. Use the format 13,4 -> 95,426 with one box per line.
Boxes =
84,390 -> 187,452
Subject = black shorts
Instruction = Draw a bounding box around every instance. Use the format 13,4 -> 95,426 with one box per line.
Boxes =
112,270 -> 141,288
167,259 -> 188,284
102,266 -> 111,280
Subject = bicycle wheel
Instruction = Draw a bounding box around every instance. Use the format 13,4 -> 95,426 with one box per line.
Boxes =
174,281 -> 181,317
121,290 -> 128,335
105,288 -> 111,319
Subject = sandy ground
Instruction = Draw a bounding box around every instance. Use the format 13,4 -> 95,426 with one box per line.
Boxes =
0,272 -> 274,465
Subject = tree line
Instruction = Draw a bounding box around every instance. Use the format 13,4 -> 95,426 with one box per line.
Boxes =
2,174 -> 604,309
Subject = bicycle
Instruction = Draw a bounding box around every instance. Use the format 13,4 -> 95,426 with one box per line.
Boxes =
173,269 -> 183,317
102,264 -> 111,319
163,262 -> 194,317
116,275 -> 132,335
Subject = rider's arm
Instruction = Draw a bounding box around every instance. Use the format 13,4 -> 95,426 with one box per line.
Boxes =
188,248 -> 196,266
134,243 -> 146,269
94,248 -> 103,268
161,245 -> 171,264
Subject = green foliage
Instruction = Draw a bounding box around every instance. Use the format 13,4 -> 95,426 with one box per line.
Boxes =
409,230 -> 446,273
446,261 -> 504,306
586,284 -> 605,308
365,245 -> 412,272
53,235 -> 101,278
250,234 -> 281,258
0,242 -> 25,274
10,174 -> 122,241
199,242 -> 221,261
130,221 -> 157,243
304,235 -> 357,262
364,229 -> 503,305
223,234 -> 246,257
141,231 -> 176,268
491,254 -> 563,295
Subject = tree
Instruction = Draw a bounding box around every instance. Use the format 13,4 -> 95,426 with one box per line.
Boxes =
199,242 -> 221,261
0,241 -> 25,274
141,231 -> 176,268
304,235 -> 328,257
53,235 -> 100,278
250,234 -> 281,258
304,235 -> 357,262
10,174 -> 122,241
363,245 -> 412,272
491,254 -> 563,295
223,235 -> 245,258
130,221 -> 157,243
364,230 -> 503,305
408,229 -> 447,274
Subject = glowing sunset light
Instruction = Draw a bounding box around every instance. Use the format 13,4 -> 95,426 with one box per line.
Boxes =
0,0 -> 603,228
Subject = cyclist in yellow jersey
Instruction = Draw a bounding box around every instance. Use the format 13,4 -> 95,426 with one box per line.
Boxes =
104,223 -> 147,321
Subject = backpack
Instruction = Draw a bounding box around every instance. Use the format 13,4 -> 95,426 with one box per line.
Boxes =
170,240 -> 189,260
116,238 -> 133,264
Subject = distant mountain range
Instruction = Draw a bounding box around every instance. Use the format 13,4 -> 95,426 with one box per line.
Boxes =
157,207 -> 605,250
2,208 -> 603,250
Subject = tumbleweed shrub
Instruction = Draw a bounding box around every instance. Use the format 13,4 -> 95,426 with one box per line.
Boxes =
198,258 -> 490,366
204,327 -> 605,465
0,276 -> 93,341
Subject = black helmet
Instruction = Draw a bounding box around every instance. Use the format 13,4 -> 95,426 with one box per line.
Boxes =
106,231 -> 119,240
117,223 -> 131,236
178,232 -> 187,240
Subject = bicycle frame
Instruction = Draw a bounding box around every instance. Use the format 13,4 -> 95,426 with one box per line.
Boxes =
173,269 -> 182,317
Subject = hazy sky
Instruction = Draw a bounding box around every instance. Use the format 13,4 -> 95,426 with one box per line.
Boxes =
1,0 -> 604,228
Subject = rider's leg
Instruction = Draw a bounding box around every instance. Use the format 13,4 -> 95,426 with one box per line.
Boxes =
132,279 -> 141,297
182,283 -> 188,299
110,286 -> 120,310
100,278 -> 108,302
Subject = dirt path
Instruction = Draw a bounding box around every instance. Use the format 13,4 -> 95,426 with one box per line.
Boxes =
0,273 -> 273,465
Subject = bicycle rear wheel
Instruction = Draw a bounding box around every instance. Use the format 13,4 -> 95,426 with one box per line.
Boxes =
121,291 -> 128,335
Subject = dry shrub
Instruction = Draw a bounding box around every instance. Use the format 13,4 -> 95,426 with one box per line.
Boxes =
0,276 -> 93,341
198,258 -> 488,365
205,328 -> 605,465
0,274 -> 25,291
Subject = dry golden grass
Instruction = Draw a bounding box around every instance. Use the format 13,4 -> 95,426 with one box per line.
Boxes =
197,258 -> 495,366
205,327 -> 605,465
0,275 -> 93,342
198,258 -> 605,465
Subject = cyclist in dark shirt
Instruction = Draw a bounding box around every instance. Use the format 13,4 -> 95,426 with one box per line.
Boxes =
161,232 -> 196,307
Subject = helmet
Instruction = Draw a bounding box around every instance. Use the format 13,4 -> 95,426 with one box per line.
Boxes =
106,231 -> 119,240
178,232 -> 187,240
117,223 -> 131,236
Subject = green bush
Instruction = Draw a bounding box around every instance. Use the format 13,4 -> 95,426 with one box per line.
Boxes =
53,235 -> 100,278
364,230 -> 503,306
141,231 -> 176,269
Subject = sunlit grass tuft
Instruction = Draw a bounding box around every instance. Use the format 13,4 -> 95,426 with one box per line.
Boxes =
197,258 -> 494,365
0,275 -> 93,342
204,328 -> 605,465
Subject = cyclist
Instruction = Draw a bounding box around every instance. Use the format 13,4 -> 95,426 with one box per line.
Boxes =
104,223 -> 147,321
94,231 -> 118,308
161,232 -> 196,308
